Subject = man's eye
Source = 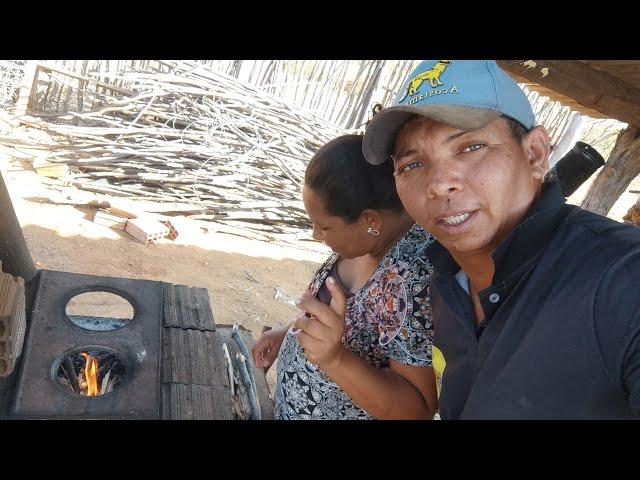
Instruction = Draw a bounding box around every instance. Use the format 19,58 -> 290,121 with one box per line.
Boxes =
462,143 -> 486,153
396,161 -> 423,175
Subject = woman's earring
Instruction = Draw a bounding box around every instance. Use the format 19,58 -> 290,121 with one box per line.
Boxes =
367,227 -> 380,236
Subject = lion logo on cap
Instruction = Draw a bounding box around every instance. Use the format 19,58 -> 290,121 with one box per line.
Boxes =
399,60 -> 452,103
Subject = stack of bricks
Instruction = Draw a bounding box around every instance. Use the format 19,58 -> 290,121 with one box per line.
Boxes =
0,262 -> 26,377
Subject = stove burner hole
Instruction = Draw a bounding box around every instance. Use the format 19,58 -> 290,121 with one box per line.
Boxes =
55,349 -> 127,397
66,291 -> 134,331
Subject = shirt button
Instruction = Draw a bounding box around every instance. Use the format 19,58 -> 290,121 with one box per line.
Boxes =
489,293 -> 500,303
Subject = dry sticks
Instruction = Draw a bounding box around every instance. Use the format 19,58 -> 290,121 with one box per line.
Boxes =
12,60 -> 347,242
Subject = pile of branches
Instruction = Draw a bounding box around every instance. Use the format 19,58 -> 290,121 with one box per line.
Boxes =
16,60 -> 347,241
0,60 -> 26,107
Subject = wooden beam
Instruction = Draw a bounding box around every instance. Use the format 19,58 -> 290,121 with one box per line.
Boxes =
36,62 -> 134,96
497,60 -> 640,127
580,126 -> 640,216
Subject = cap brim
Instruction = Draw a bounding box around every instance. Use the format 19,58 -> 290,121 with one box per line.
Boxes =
362,104 -> 502,165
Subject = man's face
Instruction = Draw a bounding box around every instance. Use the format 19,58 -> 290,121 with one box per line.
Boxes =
392,116 -> 547,258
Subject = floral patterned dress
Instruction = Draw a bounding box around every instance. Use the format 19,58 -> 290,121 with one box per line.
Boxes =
274,224 -> 435,420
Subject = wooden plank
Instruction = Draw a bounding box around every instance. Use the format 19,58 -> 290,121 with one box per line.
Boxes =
169,383 -> 180,419
163,328 -> 228,386
580,61 -> 640,89
156,261 -> 270,420
497,60 -> 640,127
177,326 -> 192,385
161,283 -> 215,330
169,327 -> 180,384
179,383 -> 194,420
205,329 -> 229,388
106,207 -> 137,219
194,330 -> 208,385
187,329 -> 202,384
36,62 -> 135,96
192,384 -> 206,420
162,383 -> 235,420
32,160 -> 69,179
161,383 -> 171,419
161,322 -> 171,384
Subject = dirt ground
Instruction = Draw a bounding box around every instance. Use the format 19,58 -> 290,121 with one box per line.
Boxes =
0,152 -> 330,393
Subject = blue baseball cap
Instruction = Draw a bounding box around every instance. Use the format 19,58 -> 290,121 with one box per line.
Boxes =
362,60 -> 536,165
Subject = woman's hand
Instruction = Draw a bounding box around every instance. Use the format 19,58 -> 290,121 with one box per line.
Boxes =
293,277 -> 437,419
293,276 -> 348,370
251,326 -> 288,373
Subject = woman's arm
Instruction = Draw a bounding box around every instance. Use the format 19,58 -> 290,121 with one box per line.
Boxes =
294,277 -> 438,419
322,349 -> 437,419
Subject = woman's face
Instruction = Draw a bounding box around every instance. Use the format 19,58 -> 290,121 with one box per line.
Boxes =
302,185 -> 371,259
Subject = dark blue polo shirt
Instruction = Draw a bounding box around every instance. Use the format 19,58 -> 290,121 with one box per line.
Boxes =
428,182 -> 640,419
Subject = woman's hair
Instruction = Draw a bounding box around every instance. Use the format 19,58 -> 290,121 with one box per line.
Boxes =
304,134 -> 404,223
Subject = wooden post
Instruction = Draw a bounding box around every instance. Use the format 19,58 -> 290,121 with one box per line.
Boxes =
0,171 -> 35,282
14,61 -> 39,117
580,125 -> 640,216
623,195 -> 640,227
352,60 -> 385,129
0,171 -> 35,417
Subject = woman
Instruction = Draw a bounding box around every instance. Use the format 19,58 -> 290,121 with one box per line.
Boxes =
252,134 -> 437,420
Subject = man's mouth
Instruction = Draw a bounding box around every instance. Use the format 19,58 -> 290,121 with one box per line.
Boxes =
435,210 -> 479,231
440,212 -> 471,226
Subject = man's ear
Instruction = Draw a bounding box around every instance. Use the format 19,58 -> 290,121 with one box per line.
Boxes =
523,125 -> 551,180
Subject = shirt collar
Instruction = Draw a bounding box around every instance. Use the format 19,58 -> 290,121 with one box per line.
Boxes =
427,182 -> 570,283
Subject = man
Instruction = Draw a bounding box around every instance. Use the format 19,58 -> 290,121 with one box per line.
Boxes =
362,60 -> 640,419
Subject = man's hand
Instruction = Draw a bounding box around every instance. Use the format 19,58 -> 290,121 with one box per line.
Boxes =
293,276 -> 348,370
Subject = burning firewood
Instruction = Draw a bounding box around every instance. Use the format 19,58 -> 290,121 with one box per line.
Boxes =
57,350 -> 126,396
61,357 -> 80,392
80,352 -> 99,396
100,369 -> 112,395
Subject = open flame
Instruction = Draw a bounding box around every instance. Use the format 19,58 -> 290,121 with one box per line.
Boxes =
80,352 -> 99,396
